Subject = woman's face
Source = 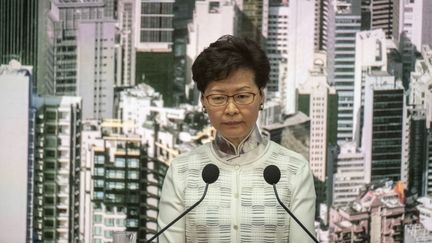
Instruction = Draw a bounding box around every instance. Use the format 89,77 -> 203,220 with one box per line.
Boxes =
201,68 -> 263,146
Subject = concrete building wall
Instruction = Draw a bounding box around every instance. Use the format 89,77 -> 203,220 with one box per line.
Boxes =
0,61 -> 32,243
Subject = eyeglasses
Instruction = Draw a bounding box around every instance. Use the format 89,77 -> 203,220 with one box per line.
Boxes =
204,92 -> 258,107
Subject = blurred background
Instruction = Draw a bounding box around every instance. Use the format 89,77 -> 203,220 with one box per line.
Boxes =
1,0 -> 432,242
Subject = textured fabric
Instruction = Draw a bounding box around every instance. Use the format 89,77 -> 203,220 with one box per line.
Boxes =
212,125 -> 268,160
157,140 -> 316,243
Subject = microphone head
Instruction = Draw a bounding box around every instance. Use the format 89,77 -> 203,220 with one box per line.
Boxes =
264,165 -> 281,185
202,163 -> 220,184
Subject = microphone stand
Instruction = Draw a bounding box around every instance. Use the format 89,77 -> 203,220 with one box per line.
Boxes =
146,183 -> 209,243
273,185 -> 320,243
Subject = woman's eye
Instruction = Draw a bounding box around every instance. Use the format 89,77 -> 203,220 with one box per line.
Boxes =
211,96 -> 226,101
237,94 -> 250,99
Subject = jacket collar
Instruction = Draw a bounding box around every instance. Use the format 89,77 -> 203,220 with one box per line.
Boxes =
212,125 -> 266,160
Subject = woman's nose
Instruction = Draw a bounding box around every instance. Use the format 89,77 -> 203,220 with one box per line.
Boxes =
224,97 -> 239,115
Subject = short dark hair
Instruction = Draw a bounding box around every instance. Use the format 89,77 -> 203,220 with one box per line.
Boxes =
192,35 -> 270,93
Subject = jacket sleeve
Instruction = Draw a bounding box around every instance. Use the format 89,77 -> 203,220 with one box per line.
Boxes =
288,162 -> 317,243
156,162 -> 186,243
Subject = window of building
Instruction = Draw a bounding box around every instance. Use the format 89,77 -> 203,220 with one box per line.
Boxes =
105,218 -> 115,227
128,158 -> 139,168
128,171 -> 139,179
94,168 -> 105,176
126,219 -> 138,227
94,191 -> 104,200
114,157 -> 126,167
95,155 -> 105,164
94,215 -> 102,224
128,182 -> 139,190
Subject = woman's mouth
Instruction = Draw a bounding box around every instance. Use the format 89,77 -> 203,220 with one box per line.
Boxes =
223,121 -> 242,126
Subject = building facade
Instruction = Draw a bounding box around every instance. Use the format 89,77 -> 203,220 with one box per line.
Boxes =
266,4 -> 289,93
135,0 -> 175,52
0,0 -> 38,68
77,19 -> 116,119
404,197 -> 432,242
33,96 -> 82,242
332,142 -> 367,208
116,0 -> 137,87
362,72 -> 404,183
185,0 -> 235,101
330,183 -> 406,242
80,120 -> 168,242
284,0 -> 315,115
409,44 -> 432,196
0,60 -> 34,243
297,52 -> 337,207
327,0 -> 361,143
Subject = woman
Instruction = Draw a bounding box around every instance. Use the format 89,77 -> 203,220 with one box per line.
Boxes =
157,35 -> 316,242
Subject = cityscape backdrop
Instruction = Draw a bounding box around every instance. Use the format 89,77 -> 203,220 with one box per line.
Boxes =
1,0 -> 432,242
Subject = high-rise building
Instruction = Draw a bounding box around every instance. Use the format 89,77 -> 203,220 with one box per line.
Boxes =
0,0 -> 38,69
186,0 -> 235,62
327,0 -> 361,143
332,142 -> 367,208
283,0 -> 316,115
352,29 -> 389,146
399,0 -> 415,87
362,72 -> 404,183
117,84 -> 199,160
407,109 -> 428,195
33,96 -> 82,242
408,44 -> 432,196
185,0 -> 235,101
48,0 -> 106,96
116,0 -> 137,87
171,0 -> 195,104
314,0 -> 330,51
80,120 -> 168,242
235,0 -> 269,45
370,0 -> 394,39
360,0 -> 400,40
398,0 -> 432,87
266,4 -> 289,93
135,0 -> 176,105
135,0 -> 175,52
297,52 -> 337,207
37,0 -> 55,95
77,19 -> 116,119
0,60 -> 34,243
411,0 -> 432,52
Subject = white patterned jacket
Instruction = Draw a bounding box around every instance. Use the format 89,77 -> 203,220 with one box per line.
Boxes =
157,127 -> 316,243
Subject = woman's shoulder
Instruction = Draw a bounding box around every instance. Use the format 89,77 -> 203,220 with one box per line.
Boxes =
266,141 -> 309,174
169,143 -> 212,169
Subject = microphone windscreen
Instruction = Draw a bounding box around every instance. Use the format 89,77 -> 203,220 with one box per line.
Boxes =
264,165 -> 281,185
202,163 -> 220,184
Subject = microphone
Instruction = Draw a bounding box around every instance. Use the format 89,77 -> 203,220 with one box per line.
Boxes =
264,165 -> 319,243
146,163 -> 220,243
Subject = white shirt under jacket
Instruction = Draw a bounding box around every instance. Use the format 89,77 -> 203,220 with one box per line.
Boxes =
157,126 -> 317,243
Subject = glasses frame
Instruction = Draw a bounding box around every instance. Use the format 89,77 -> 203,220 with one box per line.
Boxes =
204,92 -> 258,107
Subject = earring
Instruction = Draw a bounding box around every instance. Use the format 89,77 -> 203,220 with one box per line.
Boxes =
259,104 -> 264,110
202,107 -> 207,113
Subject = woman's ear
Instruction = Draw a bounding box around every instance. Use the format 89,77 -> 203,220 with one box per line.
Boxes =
200,95 -> 208,113
259,89 -> 265,103
200,94 -> 205,107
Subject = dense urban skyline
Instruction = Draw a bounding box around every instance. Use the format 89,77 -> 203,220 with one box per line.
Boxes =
1,0 -> 432,242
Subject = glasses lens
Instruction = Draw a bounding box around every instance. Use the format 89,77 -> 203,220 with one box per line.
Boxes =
234,93 -> 254,104
206,92 -> 256,106
207,95 -> 227,106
